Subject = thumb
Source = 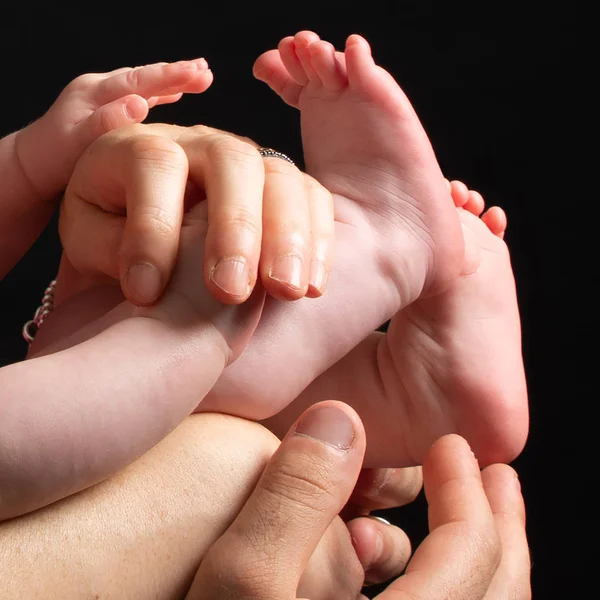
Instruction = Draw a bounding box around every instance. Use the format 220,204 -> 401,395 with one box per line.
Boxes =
79,94 -> 150,143
187,401 -> 366,599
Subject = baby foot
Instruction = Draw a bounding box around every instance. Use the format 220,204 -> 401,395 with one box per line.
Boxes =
255,32 -> 463,304
15,59 -> 213,199
205,35 -> 526,467
379,181 -> 528,465
205,34 -> 465,420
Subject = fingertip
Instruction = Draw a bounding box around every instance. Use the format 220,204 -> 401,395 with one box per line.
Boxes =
346,33 -> 370,51
124,94 -> 149,122
481,464 -> 526,523
265,254 -> 309,301
207,257 -> 253,305
348,518 -> 383,571
427,433 -> 476,467
347,516 -> 411,586
123,262 -> 163,306
293,400 -> 361,452
306,260 -> 329,298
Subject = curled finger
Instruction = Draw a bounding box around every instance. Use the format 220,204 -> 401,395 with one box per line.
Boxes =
259,151 -> 311,300
60,129 -> 189,306
347,515 -> 412,586
184,134 -> 265,304
304,173 -> 334,297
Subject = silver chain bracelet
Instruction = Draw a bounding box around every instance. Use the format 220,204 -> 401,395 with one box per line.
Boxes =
22,279 -> 56,344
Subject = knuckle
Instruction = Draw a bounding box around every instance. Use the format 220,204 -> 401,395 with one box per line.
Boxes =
263,159 -> 297,178
220,208 -> 261,238
104,122 -> 149,142
206,135 -> 263,170
261,454 -> 337,514
303,173 -> 332,198
131,205 -> 177,239
188,124 -> 215,137
124,67 -> 142,88
95,107 -> 121,135
128,135 -> 187,173
203,541 -> 281,597
68,73 -> 99,91
235,133 -> 259,146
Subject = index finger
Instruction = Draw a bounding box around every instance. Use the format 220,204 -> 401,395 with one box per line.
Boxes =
94,59 -> 213,105
481,464 -> 531,598
378,435 -> 501,600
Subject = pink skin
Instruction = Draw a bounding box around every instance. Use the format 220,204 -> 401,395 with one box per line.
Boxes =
262,172 -> 527,466
24,33 -> 526,470
224,32 -> 526,467
203,32 -> 465,429
1,203 -> 264,521
381,180 -> 526,464
16,59 -> 213,198
0,59 -> 213,280
271,163 -> 523,456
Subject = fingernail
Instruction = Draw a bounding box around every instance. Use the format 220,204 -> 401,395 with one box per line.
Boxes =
308,260 -> 328,295
124,262 -> 161,305
124,96 -> 147,120
269,255 -> 304,290
295,405 -> 355,450
210,258 -> 250,299
367,515 -> 391,526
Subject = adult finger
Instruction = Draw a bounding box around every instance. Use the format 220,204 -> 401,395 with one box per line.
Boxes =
60,128 -> 189,306
295,516 -> 366,600
347,516 -> 412,586
258,153 -> 312,300
481,464 -> 531,599
344,466 -> 423,517
304,173 -> 334,297
179,131 -> 266,304
187,401 -> 367,599
378,434 -> 501,599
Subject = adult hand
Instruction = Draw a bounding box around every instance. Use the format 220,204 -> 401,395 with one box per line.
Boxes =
59,123 -> 334,307
186,401 -> 412,599
360,434 -> 531,599
188,426 -> 530,599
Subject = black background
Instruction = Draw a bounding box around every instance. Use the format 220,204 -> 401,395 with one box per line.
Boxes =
0,2 -> 591,598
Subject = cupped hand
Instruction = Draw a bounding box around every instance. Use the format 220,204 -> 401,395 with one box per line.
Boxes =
187,425 -> 530,599
58,123 -> 334,307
